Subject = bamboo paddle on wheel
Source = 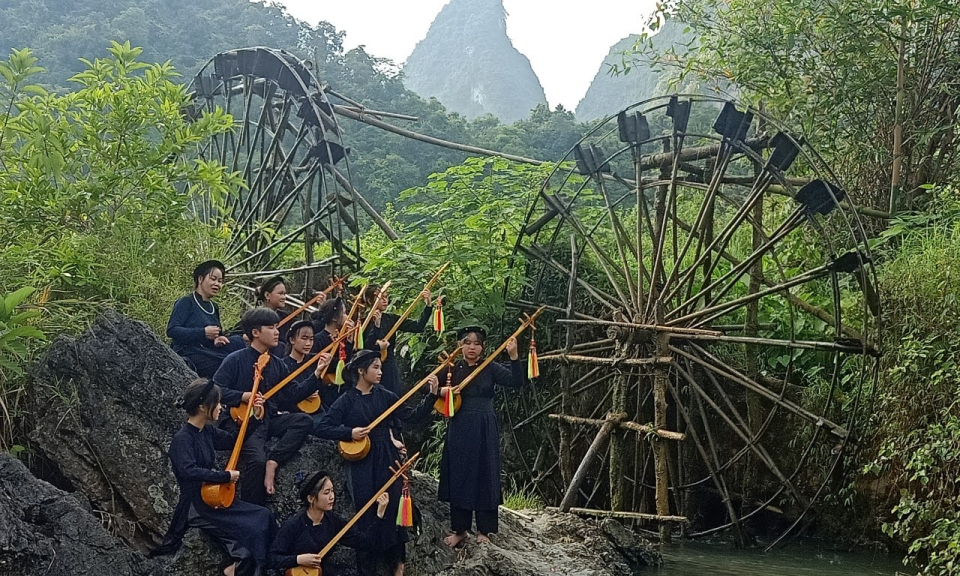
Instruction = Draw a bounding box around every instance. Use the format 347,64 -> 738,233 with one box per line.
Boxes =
229,285 -> 368,423
202,352 -> 270,509
375,262 -> 450,362
285,453 -> 420,576
434,307 -> 545,416
338,346 -> 463,461
278,275 -> 348,327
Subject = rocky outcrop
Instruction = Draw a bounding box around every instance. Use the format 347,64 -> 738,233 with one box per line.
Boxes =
12,311 -> 659,575
0,451 -> 158,576
575,19 -> 696,122
403,0 -> 547,122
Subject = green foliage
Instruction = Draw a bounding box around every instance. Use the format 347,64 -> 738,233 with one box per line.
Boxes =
358,157 -> 553,358
502,483 -> 544,511
632,0 -> 960,212
0,45 -> 241,448
858,187 -> 960,573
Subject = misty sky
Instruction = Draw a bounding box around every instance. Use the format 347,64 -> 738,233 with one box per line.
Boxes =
276,0 -> 657,111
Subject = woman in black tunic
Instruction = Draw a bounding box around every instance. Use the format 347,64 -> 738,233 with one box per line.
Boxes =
256,275 -> 290,356
436,326 -> 525,547
362,286 -> 433,397
311,297 -> 356,410
151,378 -> 273,576
269,471 -> 390,574
315,350 -> 423,576
167,260 -> 245,377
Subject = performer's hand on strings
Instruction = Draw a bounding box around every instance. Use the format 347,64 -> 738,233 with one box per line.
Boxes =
506,336 -> 519,360
351,427 -> 370,440
427,374 -> 440,395
376,339 -> 390,352
204,326 -> 220,341
376,493 -> 390,518
421,288 -> 432,306
372,309 -> 382,327
439,386 -> 452,398
228,470 -> 240,483
214,335 -> 230,347
296,553 -> 322,568
314,352 -> 333,377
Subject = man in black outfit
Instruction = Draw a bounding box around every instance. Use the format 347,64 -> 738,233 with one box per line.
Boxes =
215,308 -> 330,506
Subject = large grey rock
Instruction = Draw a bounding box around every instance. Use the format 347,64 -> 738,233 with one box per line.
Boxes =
0,451 -> 159,576
29,309 -> 191,549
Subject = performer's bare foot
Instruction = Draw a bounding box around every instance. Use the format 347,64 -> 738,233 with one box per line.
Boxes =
223,562 -> 236,576
443,531 -> 468,547
476,533 -> 491,545
393,561 -> 405,576
264,459 -> 279,495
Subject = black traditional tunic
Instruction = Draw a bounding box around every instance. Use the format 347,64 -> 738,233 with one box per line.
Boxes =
166,293 -> 244,377
311,329 -> 355,408
314,387 -> 411,557
214,347 -> 321,415
269,509 -> 383,571
361,306 -> 433,397
153,423 -> 273,562
438,359 -> 526,511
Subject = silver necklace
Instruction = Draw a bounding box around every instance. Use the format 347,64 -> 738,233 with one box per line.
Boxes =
193,292 -> 216,315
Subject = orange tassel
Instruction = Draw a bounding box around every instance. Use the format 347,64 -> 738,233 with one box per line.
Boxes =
433,298 -> 445,333
396,478 -> 414,527
528,334 -> 540,379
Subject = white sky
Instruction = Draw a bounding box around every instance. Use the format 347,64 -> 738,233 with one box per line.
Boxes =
275,0 -> 656,111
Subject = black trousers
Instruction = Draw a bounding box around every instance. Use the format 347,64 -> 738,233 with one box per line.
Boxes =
239,412 -> 313,505
450,505 -> 498,535
188,510 -> 262,576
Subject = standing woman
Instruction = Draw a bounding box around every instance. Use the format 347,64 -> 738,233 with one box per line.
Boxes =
152,378 -> 273,576
435,327 -> 525,547
269,471 -> 390,574
167,260 -> 245,378
315,350 -> 418,576
256,275 -> 289,356
362,286 -> 433,397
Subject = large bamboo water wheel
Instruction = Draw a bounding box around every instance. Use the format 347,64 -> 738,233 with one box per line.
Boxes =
504,95 -> 881,547
181,47 -> 397,302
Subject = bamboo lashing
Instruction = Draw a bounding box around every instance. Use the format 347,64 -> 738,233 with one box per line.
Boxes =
202,352 -> 270,509
434,307 -> 545,415
278,275 -> 348,327
284,454 -> 420,576
230,286 -> 367,422
338,347 -> 462,460
377,263 -> 450,361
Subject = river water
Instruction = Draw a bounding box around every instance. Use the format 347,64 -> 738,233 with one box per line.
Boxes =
655,542 -> 907,575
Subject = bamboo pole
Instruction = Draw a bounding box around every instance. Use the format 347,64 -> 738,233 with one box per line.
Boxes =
537,354 -> 670,366
548,413 -> 685,441
559,416 -> 616,512
547,507 -> 688,523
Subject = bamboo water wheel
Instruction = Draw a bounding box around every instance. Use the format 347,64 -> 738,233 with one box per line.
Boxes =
504,95 -> 881,547
181,47 -> 397,302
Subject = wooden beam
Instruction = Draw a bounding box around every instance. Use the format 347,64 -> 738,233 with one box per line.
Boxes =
548,413 -> 686,442
547,506 -> 689,523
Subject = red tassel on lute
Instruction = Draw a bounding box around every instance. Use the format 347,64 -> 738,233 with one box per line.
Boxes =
396,477 -> 414,527
433,297 -> 445,333
528,330 -> 540,379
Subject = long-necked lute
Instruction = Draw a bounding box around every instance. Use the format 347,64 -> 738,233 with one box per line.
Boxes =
230,286 -> 368,423
202,352 -> 270,509
285,454 -> 420,576
434,307 -> 544,415
278,275 -> 348,327
338,346 -> 462,461
376,262 -> 450,361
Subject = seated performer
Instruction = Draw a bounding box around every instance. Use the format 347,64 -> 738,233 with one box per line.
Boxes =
311,297 -> 356,409
436,327 -> 525,547
282,320 -> 316,376
315,350 -> 435,576
167,260 -> 245,377
215,307 -> 331,506
151,378 -> 273,576
362,286 -> 433,397
269,471 -> 390,574
256,275 -> 289,356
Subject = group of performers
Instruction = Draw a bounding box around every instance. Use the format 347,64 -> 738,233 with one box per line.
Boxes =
155,260 -> 530,576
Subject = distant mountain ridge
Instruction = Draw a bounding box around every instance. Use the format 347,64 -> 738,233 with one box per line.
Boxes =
576,19 -> 694,122
403,0 -> 547,122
